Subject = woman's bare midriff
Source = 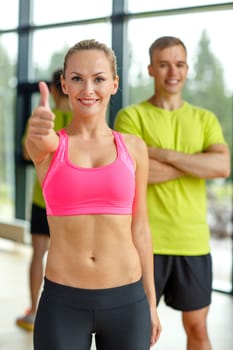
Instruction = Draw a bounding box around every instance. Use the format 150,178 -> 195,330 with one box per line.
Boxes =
45,214 -> 142,289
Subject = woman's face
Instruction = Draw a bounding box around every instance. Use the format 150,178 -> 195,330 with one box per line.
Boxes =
61,50 -> 119,117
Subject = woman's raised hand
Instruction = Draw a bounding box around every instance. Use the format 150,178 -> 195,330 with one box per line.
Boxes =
28,81 -> 55,138
25,81 -> 58,162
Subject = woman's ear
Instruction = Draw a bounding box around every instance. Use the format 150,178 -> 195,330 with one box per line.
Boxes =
60,75 -> 68,95
112,75 -> 119,95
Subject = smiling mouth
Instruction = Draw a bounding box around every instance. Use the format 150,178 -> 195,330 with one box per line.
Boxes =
79,98 -> 98,105
166,79 -> 179,85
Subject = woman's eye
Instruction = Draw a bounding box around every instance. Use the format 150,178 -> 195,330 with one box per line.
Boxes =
95,77 -> 105,83
72,76 -> 81,82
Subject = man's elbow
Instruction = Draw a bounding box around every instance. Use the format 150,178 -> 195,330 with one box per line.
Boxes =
220,167 -> 231,179
217,161 -> 231,179
217,151 -> 231,179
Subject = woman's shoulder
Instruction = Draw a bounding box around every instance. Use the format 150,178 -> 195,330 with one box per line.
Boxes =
117,131 -> 147,158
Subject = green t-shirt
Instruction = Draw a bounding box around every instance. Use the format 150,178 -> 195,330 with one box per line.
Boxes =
23,109 -> 73,208
114,101 -> 226,256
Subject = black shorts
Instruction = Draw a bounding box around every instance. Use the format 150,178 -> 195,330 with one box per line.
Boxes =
154,254 -> 212,311
34,278 -> 151,350
30,203 -> 50,236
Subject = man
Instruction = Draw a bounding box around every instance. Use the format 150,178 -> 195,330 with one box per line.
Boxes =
114,36 -> 230,350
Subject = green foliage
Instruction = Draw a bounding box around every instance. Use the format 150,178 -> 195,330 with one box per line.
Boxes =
129,80 -> 153,105
0,38 -> 16,188
183,30 -> 233,176
34,45 -> 69,80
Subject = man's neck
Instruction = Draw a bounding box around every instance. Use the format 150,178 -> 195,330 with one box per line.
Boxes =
148,94 -> 183,111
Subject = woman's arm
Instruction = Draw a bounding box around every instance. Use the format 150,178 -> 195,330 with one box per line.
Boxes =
124,134 -> 162,345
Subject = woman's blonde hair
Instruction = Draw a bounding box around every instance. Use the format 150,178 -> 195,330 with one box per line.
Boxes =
63,39 -> 118,78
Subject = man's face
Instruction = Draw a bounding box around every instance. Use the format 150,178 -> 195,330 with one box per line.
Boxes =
148,44 -> 189,96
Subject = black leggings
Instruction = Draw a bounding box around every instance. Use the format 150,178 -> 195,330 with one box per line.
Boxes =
34,278 -> 151,350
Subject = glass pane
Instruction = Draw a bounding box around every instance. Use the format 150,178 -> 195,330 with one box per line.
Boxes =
31,23 -> 111,80
128,11 -> 233,98
128,0 -> 233,13
0,0 -> 19,29
208,181 -> 233,292
33,0 -> 112,25
0,34 -> 18,220
128,10 -> 233,292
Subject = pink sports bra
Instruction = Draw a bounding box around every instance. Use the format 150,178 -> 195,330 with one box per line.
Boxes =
42,129 -> 135,216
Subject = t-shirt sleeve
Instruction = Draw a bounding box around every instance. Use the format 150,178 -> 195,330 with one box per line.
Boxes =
114,107 -> 143,138
203,111 -> 227,149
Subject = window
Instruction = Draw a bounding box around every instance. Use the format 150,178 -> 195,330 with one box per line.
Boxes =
0,34 -> 18,219
0,0 -> 19,29
31,23 -> 111,81
33,0 -> 112,24
128,0 -> 233,13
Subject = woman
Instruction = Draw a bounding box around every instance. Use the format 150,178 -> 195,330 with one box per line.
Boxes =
25,39 -> 161,350
16,69 -> 73,331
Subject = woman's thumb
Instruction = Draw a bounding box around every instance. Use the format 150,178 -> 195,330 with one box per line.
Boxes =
38,81 -> 50,109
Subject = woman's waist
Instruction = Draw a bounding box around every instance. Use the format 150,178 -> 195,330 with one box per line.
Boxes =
45,246 -> 141,289
41,277 -> 145,310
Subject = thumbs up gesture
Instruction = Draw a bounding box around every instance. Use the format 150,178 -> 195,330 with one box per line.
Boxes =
25,82 -> 58,163
29,81 -> 55,137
